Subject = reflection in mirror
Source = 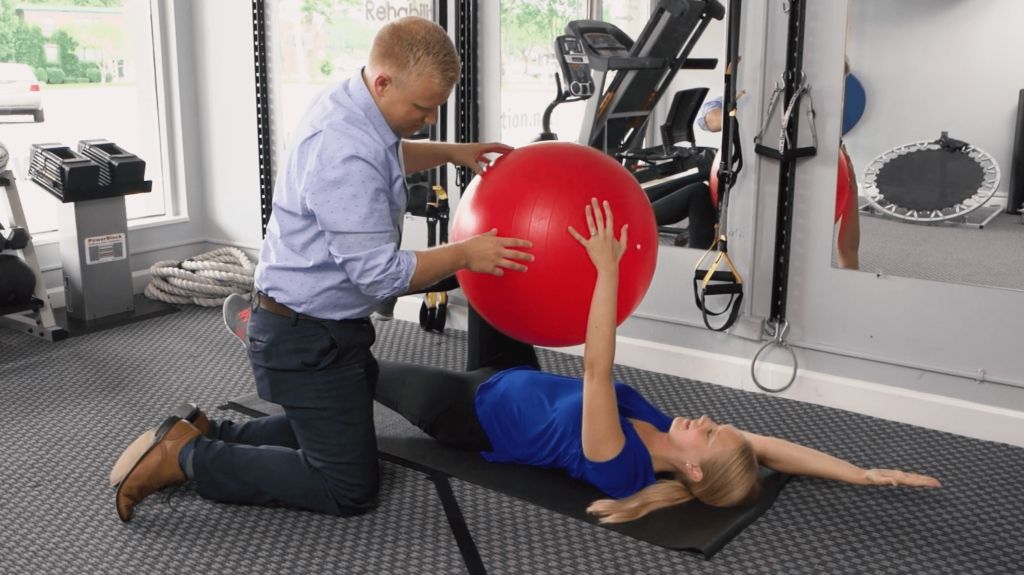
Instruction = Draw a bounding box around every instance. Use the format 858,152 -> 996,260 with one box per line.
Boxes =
499,0 -> 726,251
498,0 -> 588,146
835,0 -> 1024,290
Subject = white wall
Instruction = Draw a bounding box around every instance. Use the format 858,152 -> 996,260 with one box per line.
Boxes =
187,0 -> 264,253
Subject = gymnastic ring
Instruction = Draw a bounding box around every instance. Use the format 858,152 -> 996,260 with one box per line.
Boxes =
750,339 -> 798,393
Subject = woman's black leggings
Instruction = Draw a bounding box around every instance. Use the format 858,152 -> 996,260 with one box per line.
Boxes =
375,360 -> 499,452
650,181 -> 717,249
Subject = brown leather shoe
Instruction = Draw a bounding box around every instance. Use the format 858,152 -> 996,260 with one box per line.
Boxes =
114,416 -> 200,522
172,402 -> 209,435
108,405 -> 208,488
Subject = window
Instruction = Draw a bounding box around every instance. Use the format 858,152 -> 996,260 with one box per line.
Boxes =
264,1 -> 434,170
1,0 -> 168,234
499,0 -> 589,146
602,0 -> 650,41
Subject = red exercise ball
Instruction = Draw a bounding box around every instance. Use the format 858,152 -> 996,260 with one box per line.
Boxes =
836,147 -> 853,223
450,141 -> 658,348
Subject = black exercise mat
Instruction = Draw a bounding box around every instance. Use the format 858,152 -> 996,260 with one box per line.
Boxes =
224,392 -> 790,558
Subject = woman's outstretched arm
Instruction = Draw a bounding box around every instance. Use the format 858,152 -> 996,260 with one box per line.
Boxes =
741,430 -> 941,487
569,199 -> 630,462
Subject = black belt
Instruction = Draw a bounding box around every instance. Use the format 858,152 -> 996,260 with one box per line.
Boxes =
255,292 -> 369,324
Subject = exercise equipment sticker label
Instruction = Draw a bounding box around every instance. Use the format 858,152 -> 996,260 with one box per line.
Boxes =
84,233 -> 127,265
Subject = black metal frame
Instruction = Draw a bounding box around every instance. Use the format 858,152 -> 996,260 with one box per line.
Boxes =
454,0 -> 478,193
1008,89 -> 1024,216
252,0 -> 273,236
435,0 -> 450,194
766,0 -> 810,324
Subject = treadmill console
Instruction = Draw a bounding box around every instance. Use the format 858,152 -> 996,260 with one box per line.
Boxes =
554,35 -> 594,99
581,32 -> 630,58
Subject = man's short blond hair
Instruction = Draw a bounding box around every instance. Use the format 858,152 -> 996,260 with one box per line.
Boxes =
369,17 -> 460,88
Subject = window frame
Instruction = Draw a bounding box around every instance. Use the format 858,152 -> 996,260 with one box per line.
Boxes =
22,0 -> 191,248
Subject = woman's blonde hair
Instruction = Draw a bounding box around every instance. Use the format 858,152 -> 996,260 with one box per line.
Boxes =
369,16 -> 460,88
587,437 -> 761,523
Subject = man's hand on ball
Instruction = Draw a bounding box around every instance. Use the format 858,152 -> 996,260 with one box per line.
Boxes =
461,229 -> 533,276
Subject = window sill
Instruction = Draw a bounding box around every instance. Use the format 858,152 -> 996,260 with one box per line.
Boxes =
29,214 -> 192,247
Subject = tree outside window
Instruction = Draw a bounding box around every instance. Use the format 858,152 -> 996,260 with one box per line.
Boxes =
500,0 -> 587,146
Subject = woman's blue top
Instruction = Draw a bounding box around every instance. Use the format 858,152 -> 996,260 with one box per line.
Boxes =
474,366 -> 673,498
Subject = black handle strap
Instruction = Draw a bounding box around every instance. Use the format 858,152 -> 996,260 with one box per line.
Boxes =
754,74 -> 817,161
692,245 -> 744,332
420,185 -> 451,333
698,285 -> 743,331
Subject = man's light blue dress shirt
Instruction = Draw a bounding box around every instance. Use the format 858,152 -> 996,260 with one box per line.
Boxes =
255,72 -> 417,320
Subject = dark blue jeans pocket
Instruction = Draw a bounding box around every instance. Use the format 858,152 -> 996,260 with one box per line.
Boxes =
247,311 -> 377,408
248,315 -> 337,372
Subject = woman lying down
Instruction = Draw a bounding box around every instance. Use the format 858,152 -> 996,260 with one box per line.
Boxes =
373,200 -> 940,523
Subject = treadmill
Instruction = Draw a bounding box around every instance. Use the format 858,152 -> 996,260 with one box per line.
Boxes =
567,0 -> 725,158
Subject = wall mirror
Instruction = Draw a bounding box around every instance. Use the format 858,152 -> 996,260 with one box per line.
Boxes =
834,0 -> 1024,290
499,0 -> 727,251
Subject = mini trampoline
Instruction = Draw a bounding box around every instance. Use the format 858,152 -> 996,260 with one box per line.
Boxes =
861,132 -> 1001,226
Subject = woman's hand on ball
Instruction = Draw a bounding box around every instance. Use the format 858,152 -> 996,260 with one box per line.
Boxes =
568,198 -> 628,273
460,229 -> 533,276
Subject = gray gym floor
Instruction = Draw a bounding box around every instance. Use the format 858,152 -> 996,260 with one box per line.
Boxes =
1,305 -> 1021,574
840,208 -> 1024,290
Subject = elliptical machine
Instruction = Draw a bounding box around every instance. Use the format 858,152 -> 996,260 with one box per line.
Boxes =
536,35 -> 595,142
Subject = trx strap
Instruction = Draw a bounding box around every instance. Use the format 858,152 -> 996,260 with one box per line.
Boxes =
751,0 -> 812,393
693,0 -> 744,332
420,185 -> 450,333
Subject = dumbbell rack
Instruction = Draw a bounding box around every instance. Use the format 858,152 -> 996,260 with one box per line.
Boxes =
0,170 -> 69,342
